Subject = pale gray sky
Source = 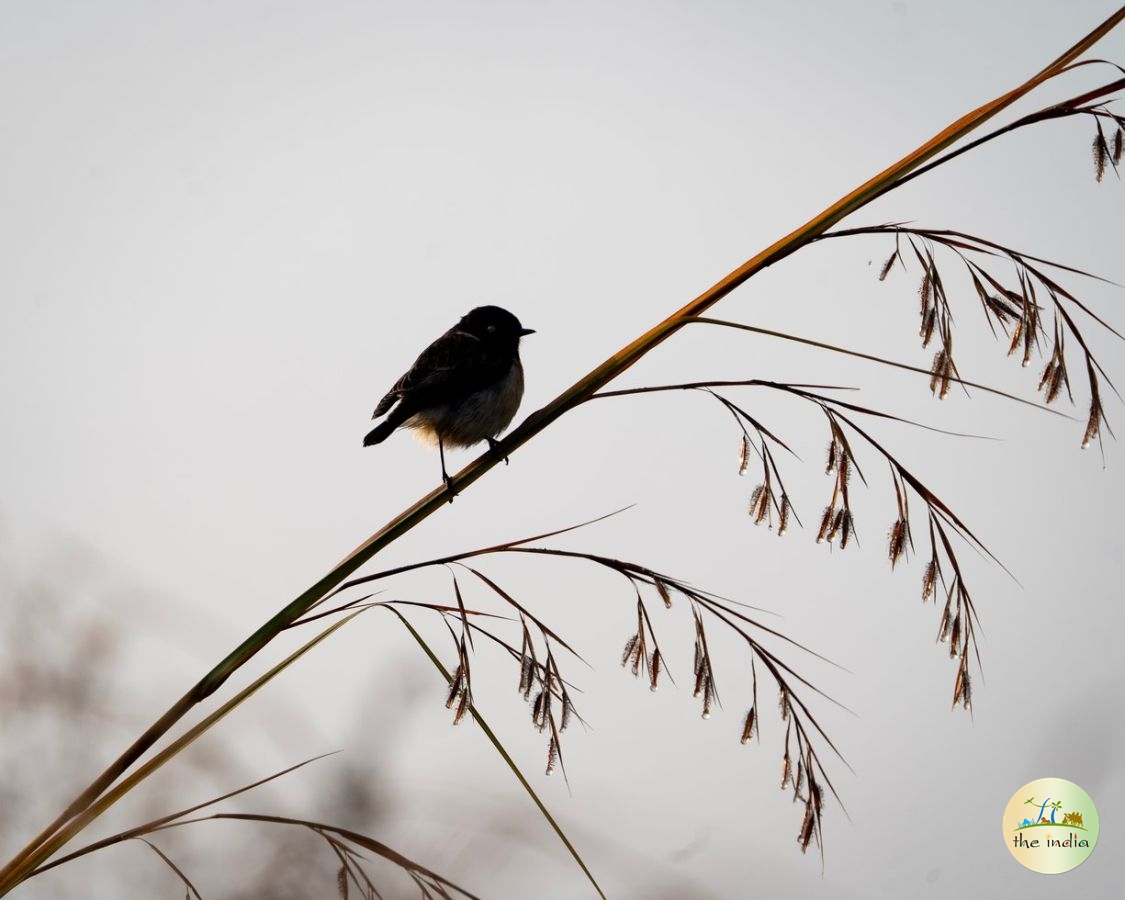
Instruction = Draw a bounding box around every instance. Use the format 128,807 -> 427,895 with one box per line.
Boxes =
2,2 -> 1123,898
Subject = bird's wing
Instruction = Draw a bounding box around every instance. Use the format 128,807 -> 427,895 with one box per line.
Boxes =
370,336 -> 462,418
371,330 -> 508,420
371,388 -> 399,419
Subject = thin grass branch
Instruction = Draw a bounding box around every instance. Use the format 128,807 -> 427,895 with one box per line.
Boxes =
816,224 -> 1121,448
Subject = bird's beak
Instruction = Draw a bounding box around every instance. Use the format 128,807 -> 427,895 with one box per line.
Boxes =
519,327 -> 536,336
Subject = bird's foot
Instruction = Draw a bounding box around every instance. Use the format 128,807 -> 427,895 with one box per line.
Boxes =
443,473 -> 458,502
487,438 -> 510,466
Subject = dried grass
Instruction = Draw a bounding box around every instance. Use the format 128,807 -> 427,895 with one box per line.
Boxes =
5,10 -> 1125,895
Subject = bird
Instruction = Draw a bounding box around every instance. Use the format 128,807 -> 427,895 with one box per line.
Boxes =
363,305 -> 534,493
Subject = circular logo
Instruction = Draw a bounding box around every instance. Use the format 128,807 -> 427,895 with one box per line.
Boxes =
1003,778 -> 1099,873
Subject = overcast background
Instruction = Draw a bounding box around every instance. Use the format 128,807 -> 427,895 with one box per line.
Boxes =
2,2 -> 1123,898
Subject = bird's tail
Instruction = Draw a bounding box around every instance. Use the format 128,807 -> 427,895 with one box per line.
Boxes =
363,420 -> 397,446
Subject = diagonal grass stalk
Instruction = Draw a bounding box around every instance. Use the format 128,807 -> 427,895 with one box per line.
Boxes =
391,608 -> 607,900
1,612 -> 364,890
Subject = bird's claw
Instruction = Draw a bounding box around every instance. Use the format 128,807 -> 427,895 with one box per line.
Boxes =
486,438 -> 510,465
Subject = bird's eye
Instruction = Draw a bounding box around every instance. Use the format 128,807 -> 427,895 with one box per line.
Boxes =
487,325 -> 496,333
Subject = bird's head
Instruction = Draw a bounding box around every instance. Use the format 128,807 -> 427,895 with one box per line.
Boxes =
459,306 -> 535,347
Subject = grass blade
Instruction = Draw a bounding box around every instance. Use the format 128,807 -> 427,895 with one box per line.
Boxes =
388,608 -> 607,900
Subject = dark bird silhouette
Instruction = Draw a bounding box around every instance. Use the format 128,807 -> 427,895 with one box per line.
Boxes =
363,305 -> 534,492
